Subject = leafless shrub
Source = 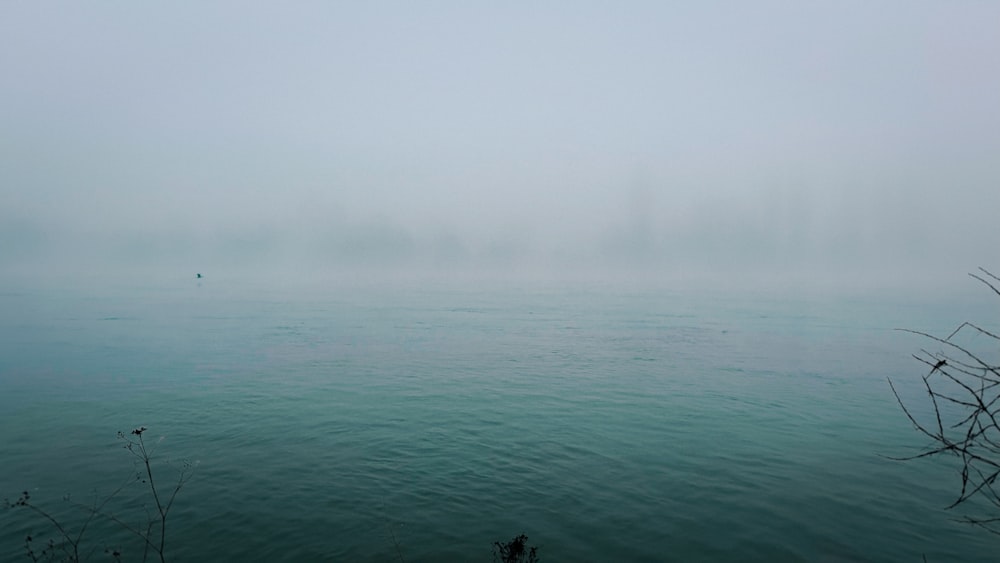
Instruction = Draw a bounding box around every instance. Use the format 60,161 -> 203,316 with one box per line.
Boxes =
889,268 -> 1000,534
4,427 -> 193,562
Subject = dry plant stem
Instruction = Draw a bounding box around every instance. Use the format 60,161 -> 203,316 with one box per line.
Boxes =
888,268 -> 1000,535
118,427 -> 192,563
10,477 -> 132,562
5,427 -> 192,563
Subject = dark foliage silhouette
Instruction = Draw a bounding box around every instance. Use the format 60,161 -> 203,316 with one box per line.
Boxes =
492,533 -> 539,563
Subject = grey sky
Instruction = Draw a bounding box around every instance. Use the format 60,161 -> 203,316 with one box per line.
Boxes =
2,2 -> 998,288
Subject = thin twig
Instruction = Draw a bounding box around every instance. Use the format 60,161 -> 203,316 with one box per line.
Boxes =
890,268 -> 1000,533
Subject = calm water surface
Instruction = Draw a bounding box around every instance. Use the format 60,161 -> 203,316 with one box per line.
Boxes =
0,277 -> 995,561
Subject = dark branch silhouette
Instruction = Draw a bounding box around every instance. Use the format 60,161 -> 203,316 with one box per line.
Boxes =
5,427 -> 193,562
889,268 -> 1000,534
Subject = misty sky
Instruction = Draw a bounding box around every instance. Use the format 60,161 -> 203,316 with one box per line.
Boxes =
2,2 -> 998,287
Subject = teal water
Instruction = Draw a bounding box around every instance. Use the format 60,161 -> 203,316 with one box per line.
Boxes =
0,278 -> 995,561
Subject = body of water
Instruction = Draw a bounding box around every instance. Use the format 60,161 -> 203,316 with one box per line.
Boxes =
0,276 -> 995,561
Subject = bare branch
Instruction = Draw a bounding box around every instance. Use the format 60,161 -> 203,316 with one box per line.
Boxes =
6,427 -> 191,563
891,268 -> 1000,533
